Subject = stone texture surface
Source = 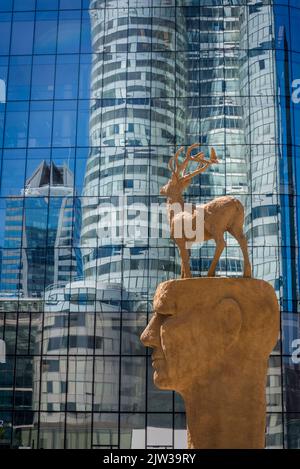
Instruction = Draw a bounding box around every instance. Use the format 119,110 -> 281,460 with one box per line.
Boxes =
140,277 -> 279,449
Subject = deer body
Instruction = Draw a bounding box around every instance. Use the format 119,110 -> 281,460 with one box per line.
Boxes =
161,144 -> 252,279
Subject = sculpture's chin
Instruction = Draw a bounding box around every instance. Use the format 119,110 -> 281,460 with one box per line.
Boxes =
153,370 -> 172,390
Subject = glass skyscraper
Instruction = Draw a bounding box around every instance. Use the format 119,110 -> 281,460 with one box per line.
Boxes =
274,0 -> 300,448
0,0 -> 299,449
0,160 -> 82,296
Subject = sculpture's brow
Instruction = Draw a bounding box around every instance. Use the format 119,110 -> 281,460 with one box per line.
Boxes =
155,310 -> 174,316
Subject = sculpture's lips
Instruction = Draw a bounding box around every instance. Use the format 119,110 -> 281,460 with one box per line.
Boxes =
151,354 -> 165,367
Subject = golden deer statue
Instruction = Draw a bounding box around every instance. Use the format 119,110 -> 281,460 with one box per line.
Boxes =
160,143 -> 252,279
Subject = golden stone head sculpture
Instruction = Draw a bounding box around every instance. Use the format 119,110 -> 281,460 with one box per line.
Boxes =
142,295 -> 243,393
141,278 -> 279,449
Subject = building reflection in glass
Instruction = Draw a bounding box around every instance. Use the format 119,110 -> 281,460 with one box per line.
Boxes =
0,0 -> 300,449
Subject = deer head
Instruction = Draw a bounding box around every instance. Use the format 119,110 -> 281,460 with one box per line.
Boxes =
160,144 -> 218,199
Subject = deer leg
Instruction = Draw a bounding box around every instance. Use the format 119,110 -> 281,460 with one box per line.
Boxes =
240,235 -> 252,278
207,236 -> 226,277
228,227 -> 252,278
177,242 -> 192,279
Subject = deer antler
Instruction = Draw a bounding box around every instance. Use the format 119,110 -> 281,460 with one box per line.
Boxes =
181,147 -> 219,182
168,144 -> 204,176
168,146 -> 185,174
168,145 -> 218,180
181,143 -> 205,176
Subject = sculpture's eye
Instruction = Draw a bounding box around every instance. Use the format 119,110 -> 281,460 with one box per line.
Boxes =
160,314 -> 174,327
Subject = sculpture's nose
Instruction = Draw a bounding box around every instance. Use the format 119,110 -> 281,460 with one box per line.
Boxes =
160,187 -> 165,195
140,314 -> 161,349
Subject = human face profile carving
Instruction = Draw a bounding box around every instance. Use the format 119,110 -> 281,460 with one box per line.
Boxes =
141,296 -> 242,393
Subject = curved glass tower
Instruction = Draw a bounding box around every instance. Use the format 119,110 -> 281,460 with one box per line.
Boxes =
83,1 -> 249,286
240,1 -> 282,446
183,2 -> 248,276
82,0 -> 187,292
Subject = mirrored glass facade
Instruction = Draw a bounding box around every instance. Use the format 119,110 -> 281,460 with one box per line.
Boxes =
0,0 -> 299,449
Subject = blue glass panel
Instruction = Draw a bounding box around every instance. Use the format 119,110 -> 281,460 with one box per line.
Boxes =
81,10 -> 91,53
55,56 -> 79,99
11,12 -> 34,55
290,7 -> 300,54
60,0 -> 81,8
74,155 -> 87,192
34,11 -> 58,55
7,56 -> 32,101
0,13 -> 12,55
77,101 -> 89,146
274,5 -> 290,50
23,198 -> 49,248
0,0 -> 13,11
27,148 -> 51,162
57,10 -> 81,54
4,102 -> 29,148
14,0 -> 36,11
0,204 -> 6,248
0,59 -> 7,104
51,147 -> 75,160
36,0 -> 59,9
293,105 -> 300,146
293,46 -> 300,70
0,55 -> 9,70
52,101 -> 77,147
0,105 -> 4,146
0,157 -> 26,196
31,56 -> 55,100
79,56 -> 91,99
28,102 -> 53,148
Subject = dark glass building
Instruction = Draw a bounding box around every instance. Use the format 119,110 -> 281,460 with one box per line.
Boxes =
0,0 -> 299,449
274,0 -> 300,449
0,160 -> 82,297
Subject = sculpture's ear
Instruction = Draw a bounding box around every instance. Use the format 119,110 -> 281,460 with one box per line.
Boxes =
215,298 -> 242,352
